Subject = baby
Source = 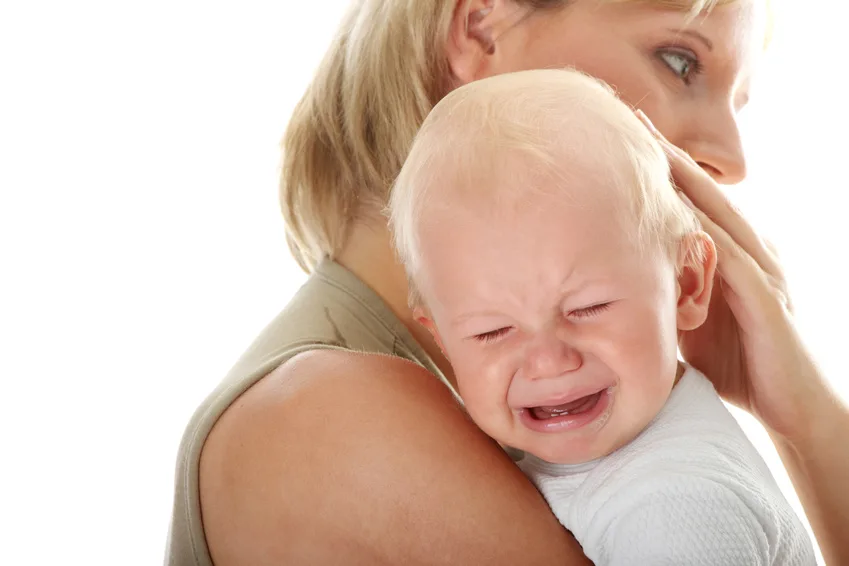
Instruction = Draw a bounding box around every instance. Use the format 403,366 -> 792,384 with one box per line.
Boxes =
389,69 -> 815,565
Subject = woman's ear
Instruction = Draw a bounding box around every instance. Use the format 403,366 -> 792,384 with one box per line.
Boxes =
676,232 -> 718,331
445,0 -> 505,85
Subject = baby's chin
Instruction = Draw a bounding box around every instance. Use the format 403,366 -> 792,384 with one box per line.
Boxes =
523,438 -> 617,466
517,423 -> 642,465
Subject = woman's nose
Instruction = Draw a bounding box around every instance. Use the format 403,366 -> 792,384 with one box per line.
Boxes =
683,106 -> 747,185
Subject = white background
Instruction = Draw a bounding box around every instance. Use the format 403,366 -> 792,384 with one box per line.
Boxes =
1,1 -> 846,564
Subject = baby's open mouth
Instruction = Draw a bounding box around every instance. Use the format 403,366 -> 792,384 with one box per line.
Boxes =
528,390 -> 604,420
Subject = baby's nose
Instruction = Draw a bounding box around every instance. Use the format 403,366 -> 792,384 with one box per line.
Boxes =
523,334 -> 583,381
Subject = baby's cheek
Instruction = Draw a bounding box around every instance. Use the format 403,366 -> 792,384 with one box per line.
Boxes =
462,386 -> 513,444
452,354 -> 492,398
456,363 -> 514,435
610,344 -> 676,433
618,368 -> 677,445
609,312 -> 676,378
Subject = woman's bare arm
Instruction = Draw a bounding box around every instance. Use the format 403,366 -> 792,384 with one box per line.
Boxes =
199,349 -> 590,566
771,398 -> 849,566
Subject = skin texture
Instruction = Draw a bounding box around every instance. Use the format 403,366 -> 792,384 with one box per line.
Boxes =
448,0 -> 762,184
639,114 -> 849,565
200,351 -> 589,565
414,143 -> 715,465
199,0 -> 849,564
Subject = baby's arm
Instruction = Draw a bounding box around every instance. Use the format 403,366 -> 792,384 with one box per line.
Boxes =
599,473 -> 771,566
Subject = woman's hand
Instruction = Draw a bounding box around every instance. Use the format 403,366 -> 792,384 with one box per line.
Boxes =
636,110 -> 835,443
638,110 -> 849,564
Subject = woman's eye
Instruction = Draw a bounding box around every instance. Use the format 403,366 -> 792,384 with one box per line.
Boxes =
570,303 -> 611,319
658,49 -> 702,84
474,327 -> 512,344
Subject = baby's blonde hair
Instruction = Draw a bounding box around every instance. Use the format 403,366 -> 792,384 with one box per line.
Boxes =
281,0 -> 736,272
389,69 -> 702,304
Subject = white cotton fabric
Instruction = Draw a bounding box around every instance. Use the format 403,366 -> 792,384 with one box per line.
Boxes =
518,367 -> 816,566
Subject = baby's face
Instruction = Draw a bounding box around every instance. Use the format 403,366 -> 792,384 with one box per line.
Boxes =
417,171 -> 684,465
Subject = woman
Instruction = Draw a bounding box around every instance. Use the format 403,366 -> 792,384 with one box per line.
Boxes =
166,1 -> 849,564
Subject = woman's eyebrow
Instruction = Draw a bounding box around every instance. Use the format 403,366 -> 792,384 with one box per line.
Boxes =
668,28 -> 714,51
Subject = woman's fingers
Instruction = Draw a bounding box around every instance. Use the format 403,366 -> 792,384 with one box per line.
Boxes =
677,191 -> 787,316
677,192 -> 749,279
635,110 -> 784,282
665,144 -> 784,281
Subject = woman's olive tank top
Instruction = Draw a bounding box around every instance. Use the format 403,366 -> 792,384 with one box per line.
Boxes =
165,259 -> 449,565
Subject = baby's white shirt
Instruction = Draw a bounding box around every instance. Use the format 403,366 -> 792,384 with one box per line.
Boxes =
518,367 -> 816,566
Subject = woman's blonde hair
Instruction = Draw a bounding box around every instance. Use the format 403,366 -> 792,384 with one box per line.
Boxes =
280,0 -> 730,272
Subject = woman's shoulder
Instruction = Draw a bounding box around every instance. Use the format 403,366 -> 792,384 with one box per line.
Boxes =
217,348 -> 457,426
199,349 -> 587,565
166,260 -> 450,565
201,348 -> 469,490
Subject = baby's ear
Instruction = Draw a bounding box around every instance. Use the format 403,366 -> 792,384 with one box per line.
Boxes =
676,232 -> 717,331
413,305 -> 446,352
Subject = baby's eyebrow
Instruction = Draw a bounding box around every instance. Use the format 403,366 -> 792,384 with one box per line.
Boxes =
450,309 -> 506,329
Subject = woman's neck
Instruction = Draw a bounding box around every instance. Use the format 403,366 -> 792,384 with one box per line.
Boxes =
334,220 -> 456,387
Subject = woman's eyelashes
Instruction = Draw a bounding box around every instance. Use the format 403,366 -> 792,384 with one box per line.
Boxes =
657,46 -> 703,85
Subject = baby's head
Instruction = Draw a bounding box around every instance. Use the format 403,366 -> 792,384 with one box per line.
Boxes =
389,69 -> 716,465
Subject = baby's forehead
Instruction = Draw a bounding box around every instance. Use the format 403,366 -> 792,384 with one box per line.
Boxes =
432,138 -> 641,219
